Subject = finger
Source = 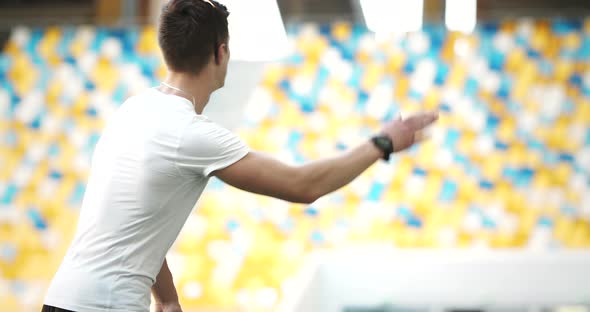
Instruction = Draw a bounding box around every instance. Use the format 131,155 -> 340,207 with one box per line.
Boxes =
404,111 -> 439,131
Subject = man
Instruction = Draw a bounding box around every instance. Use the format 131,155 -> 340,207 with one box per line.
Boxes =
43,0 -> 438,311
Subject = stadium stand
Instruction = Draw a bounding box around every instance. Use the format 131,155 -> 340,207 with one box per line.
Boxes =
1,19 -> 590,309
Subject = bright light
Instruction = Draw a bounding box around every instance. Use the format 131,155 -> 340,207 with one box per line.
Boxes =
218,0 -> 289,61
360,0 -> 424,34
445,0 -> 477,33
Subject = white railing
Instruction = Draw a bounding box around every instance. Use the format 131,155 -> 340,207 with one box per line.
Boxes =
279,245 -> 590,312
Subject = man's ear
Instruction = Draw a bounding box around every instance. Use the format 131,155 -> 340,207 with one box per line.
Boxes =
215,43 -> 228,65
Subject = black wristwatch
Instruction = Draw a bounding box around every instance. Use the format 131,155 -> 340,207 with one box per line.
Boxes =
371,135 -> 394,161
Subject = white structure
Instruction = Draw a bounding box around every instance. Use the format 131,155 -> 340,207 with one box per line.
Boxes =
280,246 -> 590,312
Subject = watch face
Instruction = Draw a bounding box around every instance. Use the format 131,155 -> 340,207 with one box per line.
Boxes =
377,137 -> 392,150
372,135 -> 393,161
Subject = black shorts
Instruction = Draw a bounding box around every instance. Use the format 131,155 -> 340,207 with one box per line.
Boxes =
41,305 -> 75,312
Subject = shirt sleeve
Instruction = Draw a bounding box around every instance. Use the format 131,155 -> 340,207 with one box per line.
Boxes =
176,119 -> 249,177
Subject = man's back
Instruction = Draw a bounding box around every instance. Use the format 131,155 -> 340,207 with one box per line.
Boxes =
44,89 -> 248,312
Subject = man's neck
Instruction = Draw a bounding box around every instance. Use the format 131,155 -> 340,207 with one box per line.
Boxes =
161,71 -> 214,114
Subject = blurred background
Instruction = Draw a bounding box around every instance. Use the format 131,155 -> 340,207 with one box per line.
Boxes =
1,0 -> 590,311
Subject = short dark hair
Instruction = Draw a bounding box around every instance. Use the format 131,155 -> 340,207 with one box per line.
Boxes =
158,0 -> 229,74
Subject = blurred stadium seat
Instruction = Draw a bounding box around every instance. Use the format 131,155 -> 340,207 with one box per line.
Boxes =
1,19 -> 590,310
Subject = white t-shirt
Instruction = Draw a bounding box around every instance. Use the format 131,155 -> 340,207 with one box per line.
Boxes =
44,88 -> 249,312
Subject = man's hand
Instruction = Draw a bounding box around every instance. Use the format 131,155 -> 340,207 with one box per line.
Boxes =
381,111 -> 439,152
154,302 -> 183,312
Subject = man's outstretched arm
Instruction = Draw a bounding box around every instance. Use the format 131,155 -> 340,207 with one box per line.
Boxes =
214,111 -> 438,203
152,258 -> 182,312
